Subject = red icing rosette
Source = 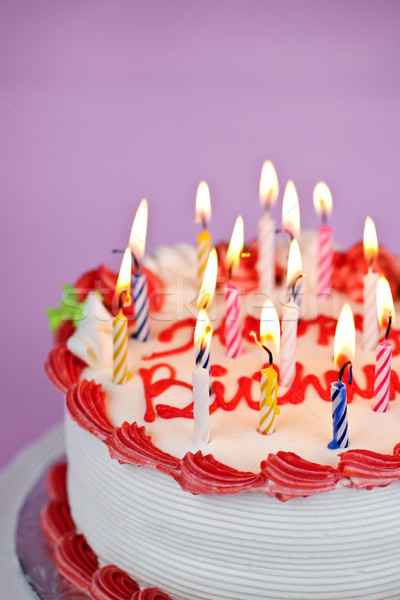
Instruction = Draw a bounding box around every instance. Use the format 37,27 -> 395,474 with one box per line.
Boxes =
66,379 -> 114,441
108,421 -> 180,475
54,532 -> 99,591
132,589 -> 171,600
338,444 -> 400,489
54,320 -> 76,345
74,264 -> 164,314
45,345 -> 86,393
174,451 -> 266,495
91,565 -> 139,600
261,451 -> 340,501
333,242 -> 400,302
40,500 -> 75,545
46,461 -> 68,502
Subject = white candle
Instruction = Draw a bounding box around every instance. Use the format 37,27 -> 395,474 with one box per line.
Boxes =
363,217 -> 379,351
279,299 -> 299,388
192,366 -> 210,444
257,161 -> 278,296
363,268 -> 379,351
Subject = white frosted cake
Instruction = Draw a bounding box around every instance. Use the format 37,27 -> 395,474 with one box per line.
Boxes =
43,238 -> 400,600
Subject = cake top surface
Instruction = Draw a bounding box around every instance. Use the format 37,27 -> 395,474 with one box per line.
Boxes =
46,235 -> 400,500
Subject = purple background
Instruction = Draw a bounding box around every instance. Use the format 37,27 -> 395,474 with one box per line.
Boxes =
1,0 -> 400,468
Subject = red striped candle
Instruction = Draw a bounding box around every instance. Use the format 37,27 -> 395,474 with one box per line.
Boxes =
317,224 -> 333,296
373,339 -> 392,412
225,281 -> 243,358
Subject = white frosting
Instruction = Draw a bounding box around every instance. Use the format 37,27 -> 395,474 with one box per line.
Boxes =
66,413 -> 400,600
67,292 -> 113,368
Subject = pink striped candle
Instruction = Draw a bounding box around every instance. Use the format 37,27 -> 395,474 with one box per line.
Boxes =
373,339 -> 392,412
317,224 -> 333,296
225,281 -> 243,358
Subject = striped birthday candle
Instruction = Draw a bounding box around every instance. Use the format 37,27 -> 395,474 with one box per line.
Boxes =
225,281 -> 243,358
197,229 -> 212,286
328,361 -> 352,450
317,224 -> 333,296
373,339 -> 392,412
113,309 -> 129,384
192,365 -> 211,444
259,366 -> 279,434
132,272 -> 150,341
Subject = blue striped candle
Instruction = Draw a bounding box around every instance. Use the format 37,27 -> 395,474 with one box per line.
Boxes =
131,272 -> 150,341
328,361 -> 352,450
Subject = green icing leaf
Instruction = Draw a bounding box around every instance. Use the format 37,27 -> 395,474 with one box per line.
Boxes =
46,284 -> 86,333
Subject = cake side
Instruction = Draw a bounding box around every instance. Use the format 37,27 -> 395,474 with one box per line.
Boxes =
64,411 -> 400,600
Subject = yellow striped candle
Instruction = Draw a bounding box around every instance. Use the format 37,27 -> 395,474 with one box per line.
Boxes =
251,310 -> 280,435
259,365 -> 280,434
113,248 -> 132,385
113,309 -> 129,384
197,229 -> 212,284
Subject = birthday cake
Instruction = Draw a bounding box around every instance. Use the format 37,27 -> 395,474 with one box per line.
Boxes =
42,181 -> 400,600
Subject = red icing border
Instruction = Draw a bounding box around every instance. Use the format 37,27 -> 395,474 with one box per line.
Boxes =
41,463 -> 171,600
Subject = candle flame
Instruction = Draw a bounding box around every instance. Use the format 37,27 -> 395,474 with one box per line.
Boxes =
334,304 -> 355,367
377,276 -> 395,328
259,161 -> 279,208
363,216 -> 378,264
195,181 -> 211,223
197,248 -> 218,310
286,239 -> 303,288
129,198 -> 148,260
282,180 -> 300,237
116,248 -> 132,297
313,181 -> 332,217
226,216 -> 244,272
260,299 -> 280,357
194,309 -> 213,350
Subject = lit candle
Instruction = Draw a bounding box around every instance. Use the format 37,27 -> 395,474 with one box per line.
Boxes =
195,181 -> 212,286
281,180 -> 300,240
113,248 -> 132,384
225,216 -> 244,358
313,181 -> 333,297
280,243 -> 304,388
129,199 -> 151,341
192,314 -> 212,445
373,276 -> 395,412
329,304 -> 355,449
363,216 -> 379,351
251,301 -> 280,434
257,161 -> 279,296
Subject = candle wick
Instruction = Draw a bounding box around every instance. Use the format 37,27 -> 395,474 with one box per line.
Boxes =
291,273 -> 306,301
228,265 -> 233,281
321,207 -> 327,225
275,227 -> 294,242
119,290 -> 131,311
385,313 -> 392,340
112,248 -> 124,254
131,251 -> 141,273
369,257 -> 374,271
250,331 -> 273,366
201,215 -> 207,231
338,360 -> 353,385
